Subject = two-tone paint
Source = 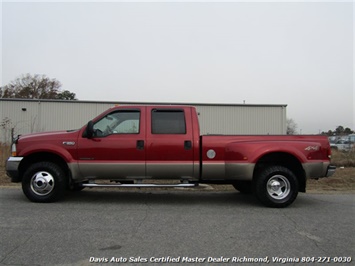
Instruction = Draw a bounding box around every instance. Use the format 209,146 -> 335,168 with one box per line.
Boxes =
7,105 -> 334,188
200,135 -> 333,181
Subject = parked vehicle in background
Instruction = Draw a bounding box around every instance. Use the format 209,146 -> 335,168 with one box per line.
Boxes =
329,136 -> 354,152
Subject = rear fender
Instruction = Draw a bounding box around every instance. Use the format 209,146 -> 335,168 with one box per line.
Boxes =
225,141 -> 315,164
226,141 -> 325,192
225,141 -> 320,181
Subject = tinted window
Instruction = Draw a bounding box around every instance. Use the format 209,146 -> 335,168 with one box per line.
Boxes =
151,110 -> 186,134
94,110 -> 140,137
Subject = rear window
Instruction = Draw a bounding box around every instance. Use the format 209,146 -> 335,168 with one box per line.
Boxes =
151,109 -> 186,134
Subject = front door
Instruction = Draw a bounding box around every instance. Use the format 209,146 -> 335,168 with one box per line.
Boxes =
77,108 -> 145,179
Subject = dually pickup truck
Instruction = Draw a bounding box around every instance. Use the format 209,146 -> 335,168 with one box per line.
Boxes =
6,105 -> 336,207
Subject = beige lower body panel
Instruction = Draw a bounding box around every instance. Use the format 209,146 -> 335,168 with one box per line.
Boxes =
68,161 -> 331,183
303,162 -> 330,179
146,162 -> 198,178
69,162 -> 198,181
76,162 -> 145,179
202,162 -> 255,181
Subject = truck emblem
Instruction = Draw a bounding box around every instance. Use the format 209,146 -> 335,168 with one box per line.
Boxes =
207,149 -> 216,159
63,141 -> 76,146
305,146 -> 319,151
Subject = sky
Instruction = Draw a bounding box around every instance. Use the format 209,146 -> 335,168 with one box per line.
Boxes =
1,0 -> 354,134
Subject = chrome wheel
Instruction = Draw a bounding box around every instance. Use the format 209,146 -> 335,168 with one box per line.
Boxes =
267,175 -> 290,200
30,171 -> 55,196
255,166 -> 299,208
23,162 -> 66,202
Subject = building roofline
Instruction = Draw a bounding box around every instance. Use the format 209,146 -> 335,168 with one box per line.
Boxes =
0,98 -> 287,108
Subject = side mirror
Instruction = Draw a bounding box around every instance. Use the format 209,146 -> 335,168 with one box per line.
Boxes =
84,121 -> 94,138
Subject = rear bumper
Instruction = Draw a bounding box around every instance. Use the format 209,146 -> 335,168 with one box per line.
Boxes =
303,162 -> 336,179
5,157 -> 23,182
326,165 -> 336,177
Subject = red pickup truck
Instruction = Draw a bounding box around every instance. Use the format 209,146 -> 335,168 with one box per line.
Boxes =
6,105 -> 335,207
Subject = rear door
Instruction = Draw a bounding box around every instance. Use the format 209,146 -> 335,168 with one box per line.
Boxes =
77,107 -> 146,179
145,107 -> 195,178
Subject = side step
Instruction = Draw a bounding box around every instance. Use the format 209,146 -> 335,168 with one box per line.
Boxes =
82,183 -> 199,188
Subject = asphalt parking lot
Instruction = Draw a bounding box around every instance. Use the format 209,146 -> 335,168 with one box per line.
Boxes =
1,188 -> 354,266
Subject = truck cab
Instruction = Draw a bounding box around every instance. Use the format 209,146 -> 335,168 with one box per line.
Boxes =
76,106 -> 200,180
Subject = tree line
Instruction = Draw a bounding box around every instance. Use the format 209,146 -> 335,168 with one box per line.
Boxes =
0,74 -> 77,100
283,118 -> 353,136
321,126 -> 354,136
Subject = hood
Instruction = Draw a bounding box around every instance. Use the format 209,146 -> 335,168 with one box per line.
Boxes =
18,129 -> 80,142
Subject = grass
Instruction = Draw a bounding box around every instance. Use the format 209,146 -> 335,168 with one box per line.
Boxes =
331,149 -> 355,167
307,167 -> 354,193
0,144 -> 13,186
0,144 -> 11,168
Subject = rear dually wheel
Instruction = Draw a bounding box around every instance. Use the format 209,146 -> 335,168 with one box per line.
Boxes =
254,165 -> 299,208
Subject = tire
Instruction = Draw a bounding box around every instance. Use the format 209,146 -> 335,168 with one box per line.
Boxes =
254,165 -> 299,208
22,162 -> 66,203
232,181 -> 252,194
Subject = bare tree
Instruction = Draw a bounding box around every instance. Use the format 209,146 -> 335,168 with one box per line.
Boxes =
1,74 -> 77,100
0,117 -> 13,145
287,118 -> 298,135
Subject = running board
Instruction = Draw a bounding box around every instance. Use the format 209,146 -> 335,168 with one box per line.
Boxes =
81,183 -> 199,188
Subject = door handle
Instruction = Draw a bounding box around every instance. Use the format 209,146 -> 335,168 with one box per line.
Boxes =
184,140 -> 192,150
136,140 -> 144,150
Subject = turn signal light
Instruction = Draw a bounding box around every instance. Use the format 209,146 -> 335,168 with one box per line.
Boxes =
11,143 -> 17,157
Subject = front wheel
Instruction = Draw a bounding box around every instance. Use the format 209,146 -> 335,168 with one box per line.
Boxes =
254,165 -> 299,208
22,162 -> 66,202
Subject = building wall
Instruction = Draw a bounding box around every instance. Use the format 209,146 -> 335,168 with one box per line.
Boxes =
195,105 -> 286,135
0,99 -> 287,144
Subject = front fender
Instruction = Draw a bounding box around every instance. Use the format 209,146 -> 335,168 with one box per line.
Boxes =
20,143 -> 76,163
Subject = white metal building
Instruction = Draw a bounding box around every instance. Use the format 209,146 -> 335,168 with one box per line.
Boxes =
0,99 -> 287,144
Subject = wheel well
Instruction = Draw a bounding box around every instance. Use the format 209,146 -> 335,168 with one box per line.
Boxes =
19,152 -> 70,183
254,152 -> 306,192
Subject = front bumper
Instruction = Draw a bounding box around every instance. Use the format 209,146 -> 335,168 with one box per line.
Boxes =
5,157 -> 24,182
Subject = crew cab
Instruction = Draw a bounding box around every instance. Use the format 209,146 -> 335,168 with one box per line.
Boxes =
6,105 -> 336,207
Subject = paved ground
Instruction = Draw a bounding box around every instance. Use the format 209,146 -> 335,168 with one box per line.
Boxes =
1,188 -> 354,266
